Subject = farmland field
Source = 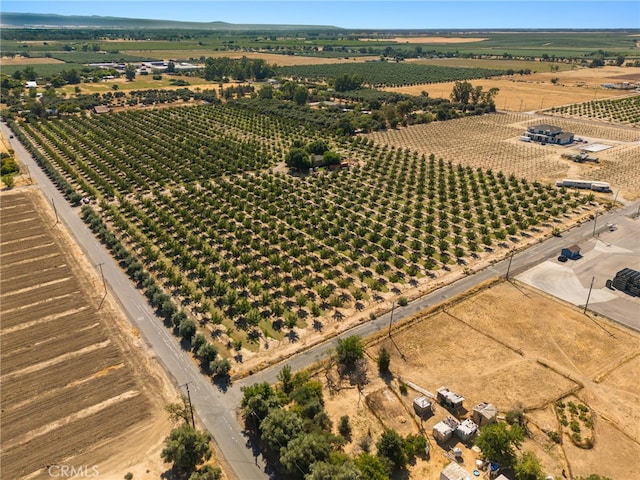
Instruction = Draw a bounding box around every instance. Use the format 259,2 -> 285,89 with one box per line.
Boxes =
10,102 -> 603,377
367,111 -> 640,199
0,190 -> 175,480
317,281 -> 640,480
386,65 -> 640,112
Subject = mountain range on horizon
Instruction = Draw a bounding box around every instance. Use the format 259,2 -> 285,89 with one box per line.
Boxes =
0,12 -> 342,31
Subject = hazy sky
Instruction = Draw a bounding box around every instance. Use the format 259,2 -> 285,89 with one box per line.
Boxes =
2,1 -> 639,29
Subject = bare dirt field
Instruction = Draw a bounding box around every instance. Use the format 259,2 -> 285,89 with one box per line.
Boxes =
386,65 -> 640,112
0,56 -> 65,65
0,189 -> 177,480
129,49 -> 371,66
366,111 -> 640,200
316,281 -> 640,479
359,36 -> 488,44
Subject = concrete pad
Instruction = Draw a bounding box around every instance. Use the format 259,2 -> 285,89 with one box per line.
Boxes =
517,262 -> 617,305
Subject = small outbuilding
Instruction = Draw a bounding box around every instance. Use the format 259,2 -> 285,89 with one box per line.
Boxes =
440,461 -> 475,480
413,395 -> 434,418
561,244 -> 581,260
456,419 -> 478,442
93,105 -> 111,114
472,402 -> 498,427
433,416 -> 459,443
437,386 -> 465,411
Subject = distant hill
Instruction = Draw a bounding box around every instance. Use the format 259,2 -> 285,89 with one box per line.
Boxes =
0,12 -> 341,31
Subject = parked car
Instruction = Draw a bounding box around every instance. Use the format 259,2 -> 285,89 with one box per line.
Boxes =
558,255 -> 568,262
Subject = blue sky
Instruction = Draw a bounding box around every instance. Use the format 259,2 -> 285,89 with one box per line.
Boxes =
2,1 -> 639,29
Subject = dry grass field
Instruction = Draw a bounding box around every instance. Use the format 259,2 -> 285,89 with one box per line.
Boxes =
0,190 -> 176,480
367,111 -> 640,200
318,281 -> 640,480
386,64 -> 640,112
0,56 -> 65,65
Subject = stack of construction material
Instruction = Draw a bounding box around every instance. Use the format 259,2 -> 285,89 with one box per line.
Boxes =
612,268 -> 640,296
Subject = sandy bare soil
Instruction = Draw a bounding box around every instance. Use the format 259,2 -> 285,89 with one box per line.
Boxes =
0,189 -> 177,480
315,281 -> 640,479
386,65 -> 640,112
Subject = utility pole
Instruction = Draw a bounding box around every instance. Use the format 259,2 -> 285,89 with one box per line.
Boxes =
96,262 -> 106,294
505,251 -> 515,280
182,382 -> 196,428
51,197 -> 59,225
25,165 -> 32,184
584,277 -> 595,314
592,210 -> 598,236
388,301 -> 395,337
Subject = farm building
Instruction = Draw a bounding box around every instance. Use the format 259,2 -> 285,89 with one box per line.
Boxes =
433,416 -> 460,443
413,395 -> 434,418
561,245 -> 581,260
437,386 -> 465,411
440,462 -> 475,480
456,418 -> 478,442
472,402 -> 498,426
93,105 -> 111,114
25,81 -> 38,88
524,124 -> 574,145
556,178 -> 611,192
611,268 -> 640,297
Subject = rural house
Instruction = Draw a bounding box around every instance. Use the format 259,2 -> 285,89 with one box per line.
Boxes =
524,124 -> 575,145
413,395 -> 434,418
472,402 -> 498,426
437,386 -> 465,411
455,418 -> 478,442
433,416 -> 459,443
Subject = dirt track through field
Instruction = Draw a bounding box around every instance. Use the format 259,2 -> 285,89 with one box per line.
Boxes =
0,189 -> 174,480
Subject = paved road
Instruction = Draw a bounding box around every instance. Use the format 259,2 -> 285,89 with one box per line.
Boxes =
4,121 -> 638,479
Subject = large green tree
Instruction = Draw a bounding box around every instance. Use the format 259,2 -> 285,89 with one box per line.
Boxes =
285,147 -> 313,170
475,422 -> 524,468
336,335 -> 364,371
161,423 -> 212,475
354,453 -> 388,480
375,428 -> 407,472
514,451 -> 545,480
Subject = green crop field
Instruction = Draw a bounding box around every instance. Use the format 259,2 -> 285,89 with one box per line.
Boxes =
277,62 -> 506,87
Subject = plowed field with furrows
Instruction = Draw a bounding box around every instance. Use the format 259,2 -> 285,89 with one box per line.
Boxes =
0,190 -> 156,480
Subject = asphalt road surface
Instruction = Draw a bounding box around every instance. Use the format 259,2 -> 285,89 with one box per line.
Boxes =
4,121 -> 638,479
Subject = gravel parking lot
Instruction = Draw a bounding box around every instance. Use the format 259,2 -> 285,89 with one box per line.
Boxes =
517,214 -> 640,331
